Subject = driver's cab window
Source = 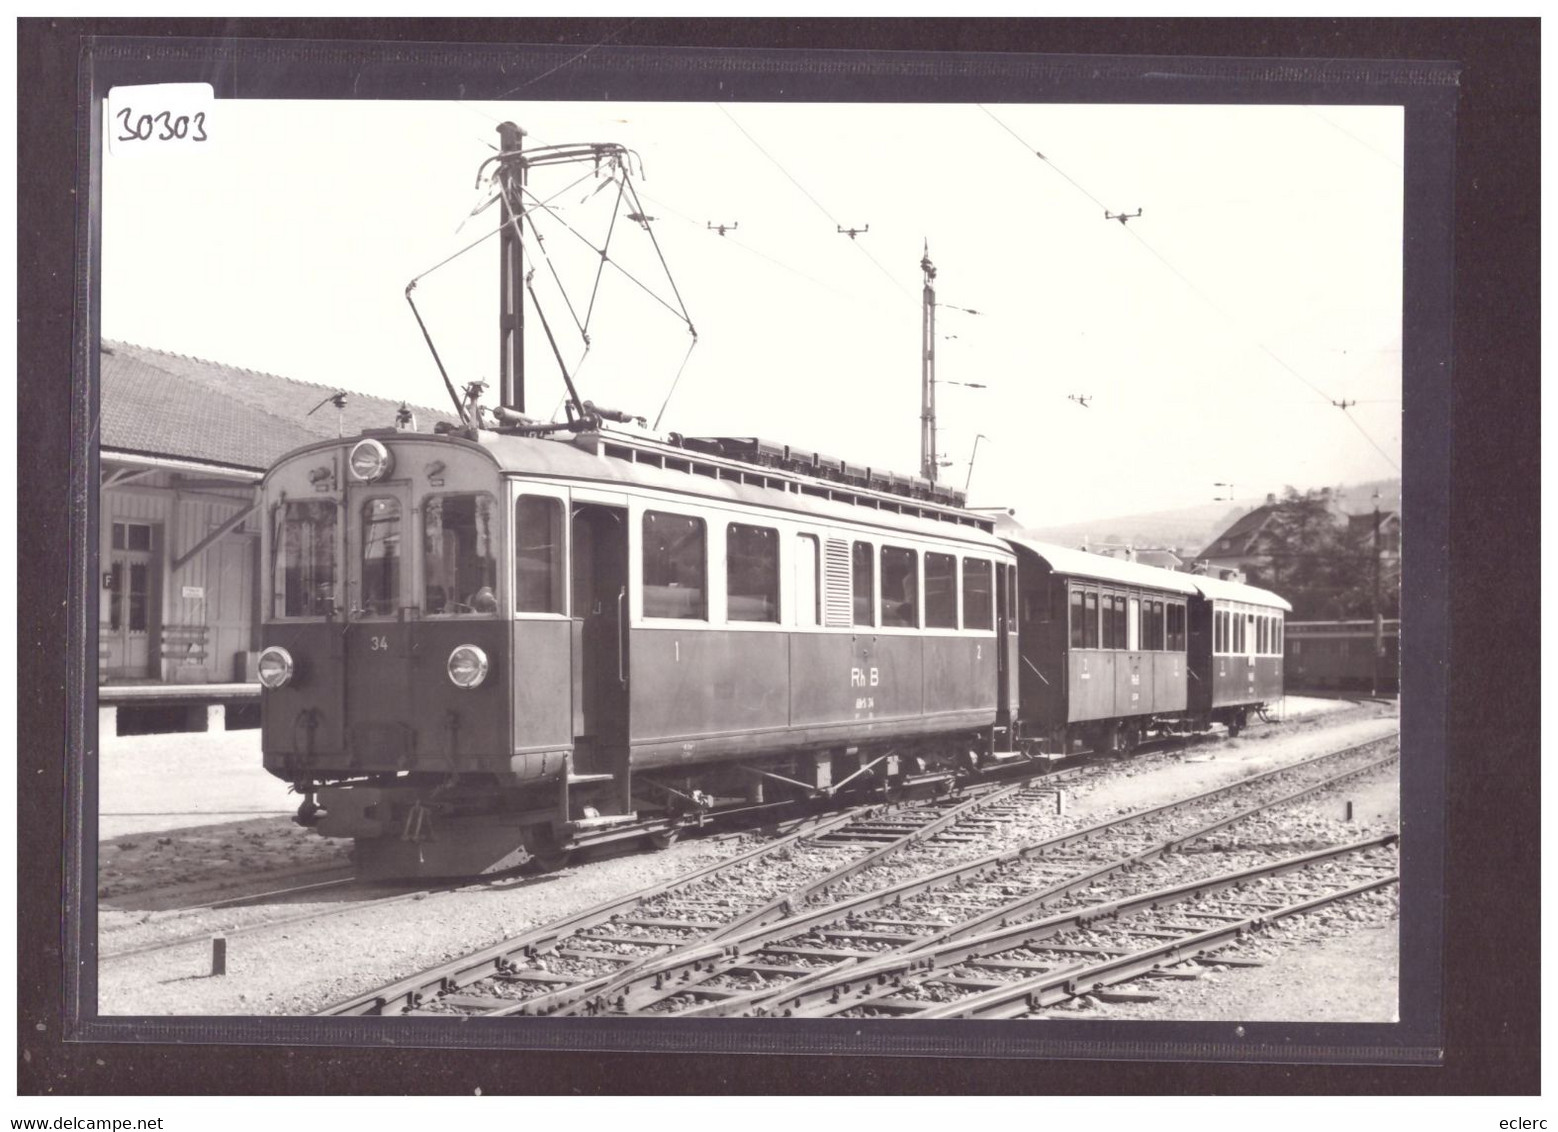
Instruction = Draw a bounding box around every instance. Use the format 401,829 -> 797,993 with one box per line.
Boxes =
424,493 -> 498,615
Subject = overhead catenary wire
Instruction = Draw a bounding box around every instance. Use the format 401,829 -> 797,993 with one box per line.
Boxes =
715,103 -> 912,302
977,104 -> 1399,474
631,185 -> 873,303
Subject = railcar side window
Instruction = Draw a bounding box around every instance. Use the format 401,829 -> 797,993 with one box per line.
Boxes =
924,552 -> 958,629
852,541 -> 875,626
643,511 -> 707,620
274,501 -> 338,618
963,557 -> 993,630
424,494 -> 498,616
880,546 -> 918,628
359,498 -> 402,615
727,522 -> 780,623
515,495 -> 565,614
795,534 -> 821,627
1083,589 -> 1099,648
1167,602 -> 1185,651
1070,589 -> 1085,648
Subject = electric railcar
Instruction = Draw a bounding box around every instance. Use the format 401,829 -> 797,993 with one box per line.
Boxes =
257,421 -> 1289,877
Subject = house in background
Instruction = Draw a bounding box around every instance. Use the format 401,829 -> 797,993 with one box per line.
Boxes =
1189,493 -> 1286,583
98,340 -> 455,735
1347,508 -> 1402,568
1192,489 -> 1402,619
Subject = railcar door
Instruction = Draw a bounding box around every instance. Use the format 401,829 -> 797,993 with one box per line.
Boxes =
571,504 -> 630,792
341,479 -> 416,770
995,562 -> 1015,737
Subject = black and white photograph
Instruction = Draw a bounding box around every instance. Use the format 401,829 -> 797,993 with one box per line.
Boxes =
92,91 -> 1416,1029
19,19 -> 1537,1106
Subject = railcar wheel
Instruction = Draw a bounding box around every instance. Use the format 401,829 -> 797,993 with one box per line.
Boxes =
649,829 -> 680,851
521,827 -> 574,873
524,846 -> 574,873
1226,710 -> 1246,738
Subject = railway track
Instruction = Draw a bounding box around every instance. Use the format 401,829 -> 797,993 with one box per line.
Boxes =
319,760 -> 1118,1016
756,836 -> 1398,1019
102,750 -> 1100,966
322,733 -> 1396,1017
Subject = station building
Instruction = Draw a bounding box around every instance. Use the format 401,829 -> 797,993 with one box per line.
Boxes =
97,340 -> 454,735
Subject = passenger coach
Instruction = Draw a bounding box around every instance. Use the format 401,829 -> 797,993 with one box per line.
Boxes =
1186,573 -> 1291,735
1007,538 -> 1198,755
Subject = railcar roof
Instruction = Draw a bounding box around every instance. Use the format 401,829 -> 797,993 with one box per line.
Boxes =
268,427 -> 1010,550
1187,573 -> 1293,611
1003,535 -> 1201,595
483,431 -> 1009,547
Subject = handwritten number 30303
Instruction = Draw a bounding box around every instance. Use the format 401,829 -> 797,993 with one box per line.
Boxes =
115,107 -> 208,142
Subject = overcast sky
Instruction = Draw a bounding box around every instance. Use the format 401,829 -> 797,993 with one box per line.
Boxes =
102,98 -> 1402,525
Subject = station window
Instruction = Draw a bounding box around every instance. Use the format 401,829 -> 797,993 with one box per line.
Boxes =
925,552 -> 958,629
852,541 -> 874,626
515,495 -> 565,614
880,546 -> 919,628
963,557 -> 993,630
108,561 -> 149,632
1083,589 -> 1100,648
360,497 -> 402,616
794,534 -> 821,627
1070,589 -> 1085,648
643,511 -> 706,620
112,522 -> 153,552
727,523 -> 780,622
424,494 -> 497,616
274,501 -> 338,618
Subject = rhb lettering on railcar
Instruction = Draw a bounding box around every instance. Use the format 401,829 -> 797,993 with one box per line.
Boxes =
850,666 -> 879,688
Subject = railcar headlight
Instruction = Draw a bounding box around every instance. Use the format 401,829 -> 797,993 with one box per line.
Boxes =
257,646 -> 295,689
447,644 -> 489,689
348,438 -> 394,482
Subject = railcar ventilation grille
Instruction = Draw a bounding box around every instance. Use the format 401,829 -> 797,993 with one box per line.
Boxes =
823,538 -> 853,628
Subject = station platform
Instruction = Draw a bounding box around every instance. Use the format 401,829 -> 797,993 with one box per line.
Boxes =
97,681 -> 259,737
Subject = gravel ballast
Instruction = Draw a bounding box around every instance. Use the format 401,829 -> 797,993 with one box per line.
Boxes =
96,700 -> 1400,1018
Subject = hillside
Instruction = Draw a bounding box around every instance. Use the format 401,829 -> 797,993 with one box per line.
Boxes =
1020,478 -> 1402,558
